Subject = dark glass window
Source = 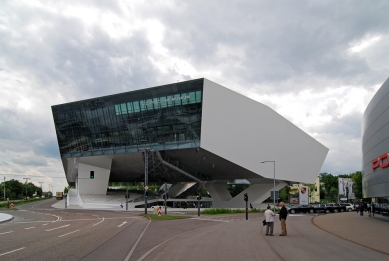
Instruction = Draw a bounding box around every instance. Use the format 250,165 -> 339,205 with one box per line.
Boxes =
52,79 -> 204,158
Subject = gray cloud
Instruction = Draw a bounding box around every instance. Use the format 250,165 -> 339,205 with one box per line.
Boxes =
0,0 -> 388,188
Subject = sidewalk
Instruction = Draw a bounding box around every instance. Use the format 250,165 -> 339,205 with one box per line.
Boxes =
0,212 -> 14,223
312,211 -> 389,255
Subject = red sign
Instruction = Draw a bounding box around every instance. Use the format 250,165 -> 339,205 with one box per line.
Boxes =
372,153 -> 389,171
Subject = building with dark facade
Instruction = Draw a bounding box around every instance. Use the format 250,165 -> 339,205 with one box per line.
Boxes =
362,77 -> 389,205
52,78 -> 328,208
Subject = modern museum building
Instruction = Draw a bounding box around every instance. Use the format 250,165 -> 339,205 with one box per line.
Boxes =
52,78 -> 328,209
362,77 -> 389,207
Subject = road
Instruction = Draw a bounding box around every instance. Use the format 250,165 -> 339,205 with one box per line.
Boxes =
1,200 -> 388,260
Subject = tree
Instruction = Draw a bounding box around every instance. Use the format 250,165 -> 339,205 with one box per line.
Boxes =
226,184 -> 250,197
279,187 -> 288,202
351,171 -> 363,200
329,187 -> 338,201
319,173 -> 338,199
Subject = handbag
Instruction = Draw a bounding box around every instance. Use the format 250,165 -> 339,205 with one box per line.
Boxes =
262,219 -> 267,226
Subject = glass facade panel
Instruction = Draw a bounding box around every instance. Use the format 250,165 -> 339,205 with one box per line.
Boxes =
52,79 -> 204,158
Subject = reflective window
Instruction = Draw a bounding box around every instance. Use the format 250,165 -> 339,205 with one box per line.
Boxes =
52,79 -> 204,158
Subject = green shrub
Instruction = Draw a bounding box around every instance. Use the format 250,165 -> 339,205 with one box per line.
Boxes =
201,208 -> 263,215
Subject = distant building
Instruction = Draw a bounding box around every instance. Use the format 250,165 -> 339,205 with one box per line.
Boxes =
289,176 -> 320,203
52,78 -> 328,208
362,77 -> 389,203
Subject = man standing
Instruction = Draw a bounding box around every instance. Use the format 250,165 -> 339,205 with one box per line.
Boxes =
279,202 -> 288,236
359,201 -> 364,216
264,205 -> 276,236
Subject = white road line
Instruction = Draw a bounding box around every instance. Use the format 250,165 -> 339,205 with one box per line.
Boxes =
24,227 -> 35,230
117,221 -> 127,227
92,217 -> 105,226
45,224 -> 70,232
42,223 -> 49,226
124,220 -> 151,261
58,230 -> 80,238
0,231 -> 13,235
0,247 -> 25,257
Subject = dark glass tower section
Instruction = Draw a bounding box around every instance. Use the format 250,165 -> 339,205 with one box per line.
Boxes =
52,79 -> 204,159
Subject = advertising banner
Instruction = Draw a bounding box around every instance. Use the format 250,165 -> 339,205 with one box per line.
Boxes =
299,186 -> 309,204
338,178 -> 354,199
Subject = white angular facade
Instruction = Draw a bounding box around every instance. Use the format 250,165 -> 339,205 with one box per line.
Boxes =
52,78 -> 328,208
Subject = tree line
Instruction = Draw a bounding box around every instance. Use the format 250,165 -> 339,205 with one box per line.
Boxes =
278,171 -> 362,203
1,179 -> 43,200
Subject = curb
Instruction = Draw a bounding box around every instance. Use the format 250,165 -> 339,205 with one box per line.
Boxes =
0,215 -> 14,224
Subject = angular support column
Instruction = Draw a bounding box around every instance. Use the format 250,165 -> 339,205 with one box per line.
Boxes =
205,179 -> 287,208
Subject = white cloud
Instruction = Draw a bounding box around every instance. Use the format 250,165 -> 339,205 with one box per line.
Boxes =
0,0 -> 388,190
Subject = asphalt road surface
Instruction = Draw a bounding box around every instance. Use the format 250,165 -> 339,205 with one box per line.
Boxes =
1,200 -> 388,261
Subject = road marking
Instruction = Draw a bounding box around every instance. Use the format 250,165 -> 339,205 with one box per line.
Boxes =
0,247 -> 25,257
45,224 -> 70,232
24,227 -> 35,230
42,223 -> 49,226
117,221 -> 127,227
92,217 -> 105,226
0,231 -> 13,235
124,220 -> 151,261
58,230 -> 80,238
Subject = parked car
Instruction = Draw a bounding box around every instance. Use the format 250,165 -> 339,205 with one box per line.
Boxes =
340,203 -> 354,212
288,204 -> 316,214
314,204 -> 335,214
332,203 -> 347,212
324,203 -> 342,213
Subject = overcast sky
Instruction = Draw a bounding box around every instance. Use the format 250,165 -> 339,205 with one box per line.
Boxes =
1,0 -> 388,191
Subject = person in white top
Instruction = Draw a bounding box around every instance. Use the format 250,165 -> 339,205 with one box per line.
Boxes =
264,205 -> 276,236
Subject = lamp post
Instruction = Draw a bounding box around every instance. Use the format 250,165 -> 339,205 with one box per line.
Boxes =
261,161 -> 276,209
23,178 -> 30,199
140,148 -> 151,214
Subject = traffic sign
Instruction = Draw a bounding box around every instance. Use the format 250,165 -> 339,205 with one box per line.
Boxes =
157,207 -> 162,216
10,203 -> 14,208
145,186 -> 149,190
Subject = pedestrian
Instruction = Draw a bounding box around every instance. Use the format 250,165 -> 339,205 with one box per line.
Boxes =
359,202 -> 364,216
367,203 -> 371,214
264,205 -> 276,236
278,202 -> 288,236
370,203 -> 375,217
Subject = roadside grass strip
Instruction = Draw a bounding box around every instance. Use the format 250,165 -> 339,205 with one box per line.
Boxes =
201,208 -> 262,214
0,247 -> 25,257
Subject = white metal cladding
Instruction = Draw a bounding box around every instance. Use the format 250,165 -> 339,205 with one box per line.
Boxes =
200,79 -> 328,183
362,77 -> 389,198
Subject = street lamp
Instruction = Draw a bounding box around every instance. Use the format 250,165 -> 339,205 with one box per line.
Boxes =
261,161 -> 276,209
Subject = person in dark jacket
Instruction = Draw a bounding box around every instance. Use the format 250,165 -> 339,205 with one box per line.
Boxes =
278,202 -> 288,236
359,202 -> 364,216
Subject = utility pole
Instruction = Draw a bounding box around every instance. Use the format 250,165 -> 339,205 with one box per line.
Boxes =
23,178 -> 30,199
3,177 -> 5,201
164,182 -> 168,215
143,149 -> 150,214
39,182 -> 44,197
